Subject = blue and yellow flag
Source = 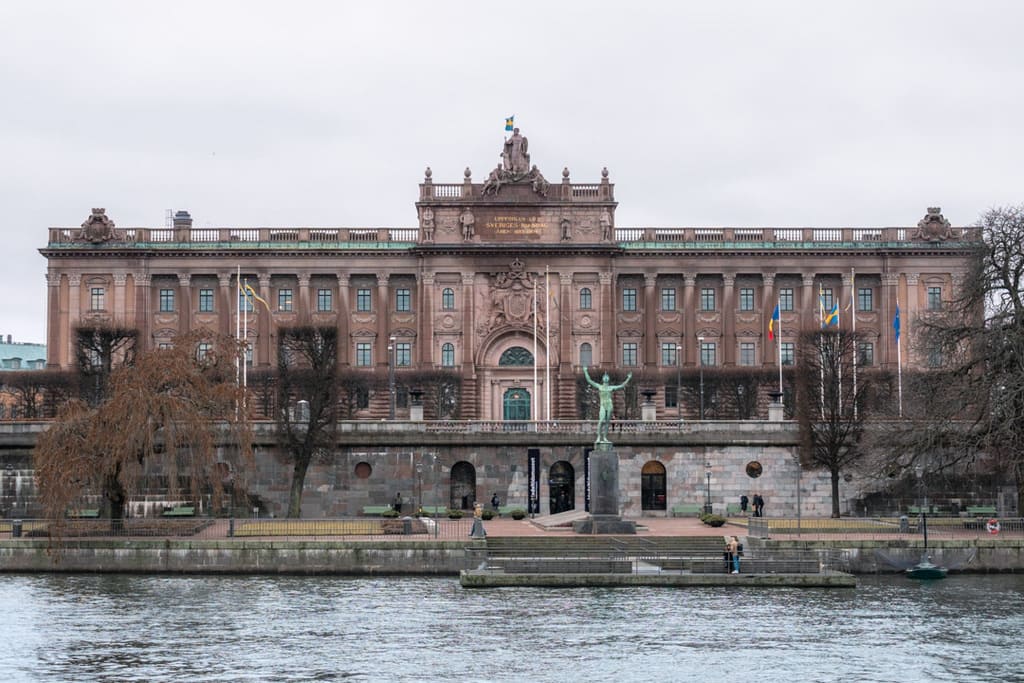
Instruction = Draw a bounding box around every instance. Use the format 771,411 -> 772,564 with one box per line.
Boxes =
505,116 -> 514,132
822,301 -> 839,327
239,281 -> 271,312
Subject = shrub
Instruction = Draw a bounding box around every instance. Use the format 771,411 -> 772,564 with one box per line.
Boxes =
447,509 -> 464,519
481,509 -> 495,520
381,509 -> 400,518
509,508 -> 527,520
702,514 -> 726,527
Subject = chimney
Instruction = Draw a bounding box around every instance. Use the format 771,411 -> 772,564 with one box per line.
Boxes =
173,210 -> 193,241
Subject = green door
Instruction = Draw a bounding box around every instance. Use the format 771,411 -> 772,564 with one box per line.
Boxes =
503,388 -> 531,421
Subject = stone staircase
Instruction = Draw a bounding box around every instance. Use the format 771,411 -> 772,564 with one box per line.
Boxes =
482,536 -> 728,573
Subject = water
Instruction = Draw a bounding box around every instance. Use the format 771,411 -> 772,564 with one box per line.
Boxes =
1,573 -> 1022,682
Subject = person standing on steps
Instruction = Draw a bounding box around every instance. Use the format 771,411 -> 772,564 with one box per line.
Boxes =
727,536 -> 741,573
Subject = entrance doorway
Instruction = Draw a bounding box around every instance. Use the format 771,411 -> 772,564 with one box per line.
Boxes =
549,460 -> 575,514
450,461 -> 476,510
641,461 -> 667,511
503,387 -> 531,421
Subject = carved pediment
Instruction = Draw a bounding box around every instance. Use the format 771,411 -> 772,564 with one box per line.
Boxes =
913,207 -> 955,242
77,208 -> 117,244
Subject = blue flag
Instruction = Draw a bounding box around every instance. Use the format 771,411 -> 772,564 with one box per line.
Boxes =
893,305 -> 901,342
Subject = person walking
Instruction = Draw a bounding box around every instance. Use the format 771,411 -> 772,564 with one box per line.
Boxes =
491,493 -> 500,515
740,494 -> 749,514
753,493 -> 765,517
393,492 -> 403,513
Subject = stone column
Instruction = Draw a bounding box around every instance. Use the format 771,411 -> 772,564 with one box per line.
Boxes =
643,273 -> 658,370
599,271 -> 615,368
337,273 -> 351,366
682,274 -> 696,364
133,273 -> 151,353
113,273 -> 127,327
67,273 -> 81,365
46,271 -> 63,368
558,272 -> 574,418
419,272 -> 434,366
802,274 -> 816,329
842,271 -> 855,332
905,272 -> 920,356
761,273 -> 776,365
217,272 -> 232,336
460,271 -> 477,419
257,273 -> 272,367
881,272 -> 898,368
722,274 -> 736,366
177,273 -> 192,338
376,272 -> 391,367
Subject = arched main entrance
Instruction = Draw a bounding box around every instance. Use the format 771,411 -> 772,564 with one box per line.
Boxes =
503,387 -> 531,421
549,460 -> 575,514
450,461 -> 476,510
641,461 -> 667,511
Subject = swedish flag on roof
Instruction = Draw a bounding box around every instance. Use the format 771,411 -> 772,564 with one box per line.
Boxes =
505,116 -> 514,132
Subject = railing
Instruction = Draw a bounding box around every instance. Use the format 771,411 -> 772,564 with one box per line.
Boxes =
739,516 -> 1024,540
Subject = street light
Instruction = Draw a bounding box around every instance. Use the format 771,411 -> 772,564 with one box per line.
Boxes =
915,464 -> 928,547
388,335 -> 397,420
704,460 -> 713,514
794,454 -> 802,537
416,461 -> 423,515
676,342 -> 683,421
697,336 -> 706,420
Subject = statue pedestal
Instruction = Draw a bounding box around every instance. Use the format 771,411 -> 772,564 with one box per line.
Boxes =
573,442 -> 636,535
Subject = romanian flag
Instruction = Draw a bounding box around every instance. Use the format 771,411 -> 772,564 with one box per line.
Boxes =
768,304 -> 780,340
505,116 -> 514,132
893,305 -> 901,342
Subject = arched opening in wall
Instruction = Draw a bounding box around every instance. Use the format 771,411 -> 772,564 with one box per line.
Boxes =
548,460 -> 575,514
450,461 -> 476,510
503,387 -> 531,421
641,461 -> 667,511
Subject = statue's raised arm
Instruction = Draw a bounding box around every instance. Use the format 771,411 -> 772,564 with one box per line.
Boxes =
584,367 -> 631,445
583,366 -> 601,389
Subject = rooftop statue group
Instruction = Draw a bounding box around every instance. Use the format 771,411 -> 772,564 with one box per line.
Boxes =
481,128 -> 549,197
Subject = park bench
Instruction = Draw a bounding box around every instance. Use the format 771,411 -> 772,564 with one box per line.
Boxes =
67,508 -> 100,518
497,505 -> 523,517
965,505 -> 997,517
361,505 -> 393,516
671,504 -> 703,517
726,503 -> 743,516
161,506 -> 195,517
418,505 -> 449,516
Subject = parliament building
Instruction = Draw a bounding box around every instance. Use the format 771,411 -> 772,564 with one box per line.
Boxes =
36,129 -> 978,517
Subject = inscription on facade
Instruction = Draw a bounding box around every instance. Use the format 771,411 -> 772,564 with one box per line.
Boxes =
477,210 -> 547,241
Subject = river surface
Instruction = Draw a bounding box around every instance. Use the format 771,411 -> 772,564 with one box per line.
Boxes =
1,573 -> 1022,682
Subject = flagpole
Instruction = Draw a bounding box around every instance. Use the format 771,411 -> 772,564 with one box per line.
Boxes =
896,295 -> 903,417
851,267 -> 858,419
777,298 -> 783,395
532,274 -> 538,424
236,266 -> 241,388
545,266 -> 551,422
242,277 -> 248,403
818,284 -> 825,419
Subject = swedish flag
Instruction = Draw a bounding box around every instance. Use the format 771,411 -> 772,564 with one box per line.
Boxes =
505,116 -> 514,132
823,301 -> 839,327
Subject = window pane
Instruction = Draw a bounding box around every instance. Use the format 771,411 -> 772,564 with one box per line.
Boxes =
700,342 -> 716,366
622,288 -> 637,312
317,289 -> 332,311
622,342 -> 637,366
441,343 -> 455,367
661,342 -> 679,366
739,342 -> 756,366
661,288 -> 676,311
160,289 -> 175,312
857,342 -> 874,366
238,291 -> 253,312
396,288 -> 411,312
857,288 -> 873,312
821,288 -> 834,312
396,342 -> 411,366
442,288 -> 455,310
739,288 -> 754,311
928,286 -> 942,311
356,342 -> 372,367
91,287 -> 105,311
198,288 -> 214,312
278,289 -> 293,312
781,342 -> 795,366
357,288 -> 371,312
579,288 -> 592,310
580,342 -> 592,367
780,288 -> 794,312
700,288 -> 715,311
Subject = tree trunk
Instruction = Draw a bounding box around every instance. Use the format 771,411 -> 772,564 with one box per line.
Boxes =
287,453 -> 312,518
830,468 -> 841,518
103,471 -> 126,532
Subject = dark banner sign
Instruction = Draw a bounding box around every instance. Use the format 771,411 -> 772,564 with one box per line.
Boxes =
528,448 -> 540,514
583,448 -> 592,512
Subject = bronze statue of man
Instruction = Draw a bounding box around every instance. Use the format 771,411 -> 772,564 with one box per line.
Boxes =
583,367 -> 632,444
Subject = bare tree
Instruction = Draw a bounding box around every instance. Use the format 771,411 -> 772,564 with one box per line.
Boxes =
33,332 -> 252,535
403,369 -> 463,419
794,328 -> 885,517
891,205 -> 1024,510
1,370 -> 73,419
74,325 -> 138,405
275,325 -> 339,518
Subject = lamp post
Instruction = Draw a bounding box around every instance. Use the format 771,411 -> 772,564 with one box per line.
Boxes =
387,335 -> 396,420
704,460 -> 712,514
915,464 -> 928,548
416,461 -> 423,515
794,454 -> 802,537
697,336 -> 705,420
676,342 -> 683,421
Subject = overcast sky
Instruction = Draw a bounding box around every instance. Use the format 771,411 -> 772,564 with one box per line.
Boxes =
3,1 -> 1022,344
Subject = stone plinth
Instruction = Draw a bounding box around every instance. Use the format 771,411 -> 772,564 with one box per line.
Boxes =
573,442 -> 636,534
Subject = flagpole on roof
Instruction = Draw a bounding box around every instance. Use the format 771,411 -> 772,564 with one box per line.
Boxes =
532,272 -> 538,425
777,298 -> 783,395
545,265 -> 551,422
895,294 -> 903,417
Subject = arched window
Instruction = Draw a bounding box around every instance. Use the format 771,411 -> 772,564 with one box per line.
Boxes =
579,342 -> 593,367
579,287 -> 592,310
442,288 -> 455,310
441,342 -> 455,367
499,346 -> 534,366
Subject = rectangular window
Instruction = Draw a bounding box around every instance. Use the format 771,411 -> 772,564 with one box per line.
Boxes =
622,288 -> 637,312
622,342 -> 638,367
278,288 -> 293,312
238,291 -> 253,312
739,342 -> 756,366
700,341 -> 716,366
396,342 -> 411,366
928,286 -> 942,311
159,289 -> 175,312
317,288 -> 332,312
579,288 -> 592,310
442,288 -> 455,310
857,288 -> 873,312
357,288 -> 371,312
355,342 -> 372,367
700,288 -> 715,312
665,385 -> 679,409
90,287 -> 105,311
821,287 -> 834,313
781,342 -> 795,366
780,288 -> 794,312
196,342 -> 212,361
661,342 -> 679,367
396,288 -> 411,312
739,288 -> 754,311
157,342 -> 173,351
198,288 -> 214,312
857,342 -> 874,366
245,345 -> 254,367
661,288 -> 676,312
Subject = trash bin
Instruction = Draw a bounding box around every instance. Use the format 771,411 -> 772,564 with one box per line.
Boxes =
11,519 -> 23,538
899,515 -> 909,533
